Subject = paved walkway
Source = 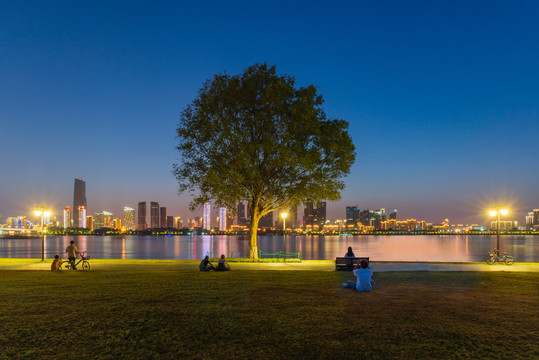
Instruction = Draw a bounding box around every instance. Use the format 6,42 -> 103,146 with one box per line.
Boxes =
1,259 -> 538,272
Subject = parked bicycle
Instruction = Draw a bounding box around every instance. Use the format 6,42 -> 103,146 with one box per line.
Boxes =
61,251 -> 91,270
486,250 -> 515,265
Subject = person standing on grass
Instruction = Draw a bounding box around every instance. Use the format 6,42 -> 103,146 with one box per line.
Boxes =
65,240 -> 79,270
343,259 -> 374,292
344,247 -> 355,258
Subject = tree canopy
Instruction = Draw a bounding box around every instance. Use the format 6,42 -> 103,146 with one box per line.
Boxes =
174,63 -> 356,259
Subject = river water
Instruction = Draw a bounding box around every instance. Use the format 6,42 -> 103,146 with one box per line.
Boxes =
1,234 -> 537,262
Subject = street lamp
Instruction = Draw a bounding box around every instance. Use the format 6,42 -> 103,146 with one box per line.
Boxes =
489,206 -> 508,254
281,212 -> 288,259
34,207 -> 51,261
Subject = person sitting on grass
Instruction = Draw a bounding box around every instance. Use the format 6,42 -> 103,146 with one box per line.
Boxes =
199,255 -> 216,271
342,259 -> 375,292
216,254 -> 231,271
51,255 -> 62,271
344,246 -> 355,258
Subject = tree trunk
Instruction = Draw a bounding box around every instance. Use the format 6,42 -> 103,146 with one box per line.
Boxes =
249,214 -> 261,260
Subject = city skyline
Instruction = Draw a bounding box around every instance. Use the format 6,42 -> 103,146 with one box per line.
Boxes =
1,1 -> 538,225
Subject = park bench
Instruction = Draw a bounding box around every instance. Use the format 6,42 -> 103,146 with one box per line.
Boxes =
335,257 -> 370,271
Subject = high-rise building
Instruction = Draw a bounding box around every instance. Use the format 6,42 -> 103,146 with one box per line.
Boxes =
360,209 -> 387,229
86,216 -> 93,230
259,211 -> 274,229
534,209 -> 539,225
346,206 -> 360,229
389,209 -> 398,220
95,211 -> 113,229
150,202 -> 160,228
166,216 -> 174,228
63,206 -> 72,228
303,202 -> 326,230
203,203 -> 211,230
113,217 -> 122,230
124,207 -> 135,230
137,202 -> 147,230
174,217 -> 182,229
237,202 -> 249,226
160,207 -> 167,228
73,179 -> 87,228
218,206 -> 227,231
78,206 -> 87,228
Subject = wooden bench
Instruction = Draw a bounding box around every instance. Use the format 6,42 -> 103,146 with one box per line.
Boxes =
335,257 -> 370,271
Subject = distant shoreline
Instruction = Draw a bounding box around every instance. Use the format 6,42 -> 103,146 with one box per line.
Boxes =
1,231 -> 538,239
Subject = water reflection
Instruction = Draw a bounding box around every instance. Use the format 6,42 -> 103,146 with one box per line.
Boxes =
0,235 -> 537,262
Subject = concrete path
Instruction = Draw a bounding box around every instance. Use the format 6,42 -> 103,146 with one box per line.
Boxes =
1,259 -> 538,272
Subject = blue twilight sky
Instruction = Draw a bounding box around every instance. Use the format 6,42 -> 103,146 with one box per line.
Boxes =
0,0 -> 538,225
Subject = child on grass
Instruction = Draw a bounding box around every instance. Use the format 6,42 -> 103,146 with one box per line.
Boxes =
51,255 -> 62,271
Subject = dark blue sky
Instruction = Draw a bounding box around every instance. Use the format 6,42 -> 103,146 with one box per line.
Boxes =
1,0 -> 538,225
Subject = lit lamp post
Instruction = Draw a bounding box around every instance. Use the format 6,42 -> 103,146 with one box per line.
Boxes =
281,212 -> 288,259
489,207 -> 508,254
34,207 -> 51,261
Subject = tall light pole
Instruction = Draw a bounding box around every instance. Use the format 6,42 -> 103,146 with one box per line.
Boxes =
34,207 -> 51,261
281,212 -> 288,259
489,206 -> 508,254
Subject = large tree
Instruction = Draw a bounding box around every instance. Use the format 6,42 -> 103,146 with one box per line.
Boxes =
174,63 -> 355,259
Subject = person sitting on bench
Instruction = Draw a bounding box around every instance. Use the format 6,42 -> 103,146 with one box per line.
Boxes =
344,247 -> 355,258
342,259 -> 375,292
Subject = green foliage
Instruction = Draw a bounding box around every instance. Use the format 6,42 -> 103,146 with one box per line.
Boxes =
210,257 -> 302,263
0,270 -> 537,359
174,63 -> 356,257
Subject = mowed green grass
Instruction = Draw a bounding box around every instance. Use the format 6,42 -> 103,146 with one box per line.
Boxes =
0,270 -> 537,360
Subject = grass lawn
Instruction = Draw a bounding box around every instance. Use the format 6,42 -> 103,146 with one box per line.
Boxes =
0,269 -> 537,359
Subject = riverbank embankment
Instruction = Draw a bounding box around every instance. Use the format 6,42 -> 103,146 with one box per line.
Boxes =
1,258 -> 538,272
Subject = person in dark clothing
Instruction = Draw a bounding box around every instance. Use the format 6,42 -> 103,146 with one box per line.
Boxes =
199,255 -> 216,271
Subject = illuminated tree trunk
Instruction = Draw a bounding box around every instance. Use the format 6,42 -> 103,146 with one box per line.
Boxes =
249,205 -> 261,260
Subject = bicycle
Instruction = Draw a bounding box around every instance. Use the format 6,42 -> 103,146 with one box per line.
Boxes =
486,250 -> 515,265
61,251 -> 91,271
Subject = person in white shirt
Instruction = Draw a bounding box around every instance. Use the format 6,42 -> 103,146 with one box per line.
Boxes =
343,259 -> 374,292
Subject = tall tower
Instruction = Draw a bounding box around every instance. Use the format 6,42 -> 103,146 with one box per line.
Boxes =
124,207 -> 135,230
63,206 -> 71,228
150,202 -> 160,228
160,207 -> 167,227
203,203 -> 211,230
137,202 -> 147,230
218,206 -> 227,231
78,206 -> 87,228
73,178 -> 87,227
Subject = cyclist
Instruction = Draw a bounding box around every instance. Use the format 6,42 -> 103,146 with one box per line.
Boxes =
65,240 -> 79,270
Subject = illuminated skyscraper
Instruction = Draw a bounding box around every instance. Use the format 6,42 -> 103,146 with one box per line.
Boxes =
78,206 -> 87,228
303,202 -> 326,230
86,216 -> 93,230
174,217 -> 182,229
150,202 -> 159,228
203,203 -> 211,230
138,202 -> 147,230
218,206 -> 227,231
124,207 -> 135,230
73,178 -> 87,228
63,206 -> 72,228
95,211 -> 113,229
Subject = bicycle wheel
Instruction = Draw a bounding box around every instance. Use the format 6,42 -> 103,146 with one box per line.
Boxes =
486,256 -> 495,265
60,261 -> 71,271
504,257 -> 515,265
81,261 -> 90,271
